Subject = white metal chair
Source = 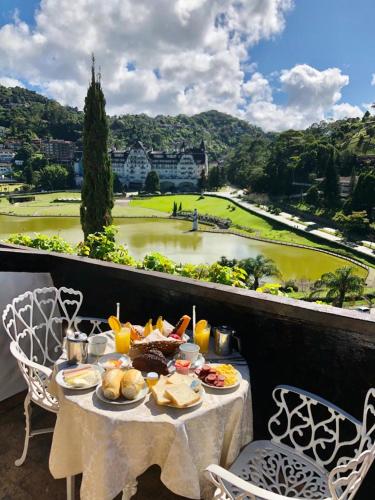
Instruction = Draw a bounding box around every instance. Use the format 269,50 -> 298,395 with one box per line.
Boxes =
206,385 -> 375,500
2,286 -> 87,466
74,315 -> 109,336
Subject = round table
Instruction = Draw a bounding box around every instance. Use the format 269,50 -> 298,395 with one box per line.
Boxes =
49,334 -> 253,500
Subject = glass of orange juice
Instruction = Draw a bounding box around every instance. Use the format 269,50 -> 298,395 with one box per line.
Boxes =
194,323 -> 211,354
115,327 -> 131,354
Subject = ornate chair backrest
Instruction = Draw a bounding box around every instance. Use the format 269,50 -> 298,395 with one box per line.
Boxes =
73,316 -> 108,336
2,286 -> 83,367
328,389 -> 375,500
268,386 -> 362,472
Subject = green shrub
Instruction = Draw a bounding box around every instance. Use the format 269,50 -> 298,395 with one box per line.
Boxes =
207,263 -> 247,288
6,225 -> 287,291
256,283 -> 286,296
7,233 -> 74,254
76,225 -> 136,266
141,252 -> 176,274
178,263 -> 210,280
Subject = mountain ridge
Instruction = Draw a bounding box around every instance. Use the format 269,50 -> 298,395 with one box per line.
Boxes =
0,85 -> 267,158
1,84 -> 374,160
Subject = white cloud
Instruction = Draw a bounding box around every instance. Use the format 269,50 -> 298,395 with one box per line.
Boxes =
371,74 -> 375,86
0,0 -> 292,118
331,102 -> 363,120
0,1 -> 363,131
243,72 -> 273,102
0,76 -> 24,88
280,65 -> 348,111
243,65 -> 355,131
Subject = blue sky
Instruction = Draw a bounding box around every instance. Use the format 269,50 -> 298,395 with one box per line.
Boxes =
251,0 -> 375,107
0,0 -> 374,131
0,0 -> 37,26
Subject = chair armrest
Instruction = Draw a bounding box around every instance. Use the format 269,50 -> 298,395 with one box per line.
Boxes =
205,465 -> 326,500
10,341 -> 52,379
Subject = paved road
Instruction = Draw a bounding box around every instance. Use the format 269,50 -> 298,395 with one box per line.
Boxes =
206,191 -> 375,261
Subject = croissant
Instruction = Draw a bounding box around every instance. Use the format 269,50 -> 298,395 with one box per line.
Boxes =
101,368 -> 124,400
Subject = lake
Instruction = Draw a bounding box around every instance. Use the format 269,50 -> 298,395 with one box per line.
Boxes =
0,215 -> 366,281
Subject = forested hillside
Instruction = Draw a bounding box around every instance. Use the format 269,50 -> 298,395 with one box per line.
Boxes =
0,85 -> 266,157
0,85 -> 83,141
109,110 -> 267,157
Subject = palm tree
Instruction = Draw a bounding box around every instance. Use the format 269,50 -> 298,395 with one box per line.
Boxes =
239,255 -> 280,290
311,267 -> 365,308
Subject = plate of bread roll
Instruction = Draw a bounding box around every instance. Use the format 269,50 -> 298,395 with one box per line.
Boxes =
96,368 -> 148,405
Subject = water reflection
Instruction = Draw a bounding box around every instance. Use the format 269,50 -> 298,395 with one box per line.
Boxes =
0,215 -> 365,281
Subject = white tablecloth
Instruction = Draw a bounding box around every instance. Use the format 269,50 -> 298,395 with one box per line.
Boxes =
49,335 -> 253,500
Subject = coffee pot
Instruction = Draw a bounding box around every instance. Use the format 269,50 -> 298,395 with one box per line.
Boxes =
214,326 -> 241,356
66,331 -> 88,365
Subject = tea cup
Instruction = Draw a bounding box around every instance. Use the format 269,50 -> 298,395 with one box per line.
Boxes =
179,343 -> 200,362
88,335 -> 107,356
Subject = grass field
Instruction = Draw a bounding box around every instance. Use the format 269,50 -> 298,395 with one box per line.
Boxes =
131,195 -> 338,247
0,192 -> 165,218
0,183 -> 24,193
132,195 -> 375,269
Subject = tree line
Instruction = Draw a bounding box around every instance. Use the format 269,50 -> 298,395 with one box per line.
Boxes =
219,123 -> 375,237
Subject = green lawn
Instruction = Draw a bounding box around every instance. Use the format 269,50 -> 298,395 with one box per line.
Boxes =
131,195 -> 338,246
0,183 -> 25,194
132,195 -> 375,269
0,192 -> 81,216
289,287 -> 375,309
0,192 -> 166,218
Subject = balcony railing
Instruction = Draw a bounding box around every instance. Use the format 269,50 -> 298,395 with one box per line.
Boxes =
0,243 -> 374,498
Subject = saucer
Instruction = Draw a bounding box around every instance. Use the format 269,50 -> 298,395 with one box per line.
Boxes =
168,353 -> 205,373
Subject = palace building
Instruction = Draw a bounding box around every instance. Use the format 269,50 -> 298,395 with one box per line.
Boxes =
74,140 -> 208,190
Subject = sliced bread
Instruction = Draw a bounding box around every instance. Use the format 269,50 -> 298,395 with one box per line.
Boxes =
164,383 -> 201,408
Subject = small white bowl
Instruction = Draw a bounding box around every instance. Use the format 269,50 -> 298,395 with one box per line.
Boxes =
88,336 -> 107,356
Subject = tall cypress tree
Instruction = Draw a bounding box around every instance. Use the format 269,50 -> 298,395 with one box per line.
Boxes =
349,166 -> 357,195
323,146 -> 340,208
80,56 -> 113,239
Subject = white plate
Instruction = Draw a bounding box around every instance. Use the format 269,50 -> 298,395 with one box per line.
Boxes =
199,364 -> 241,390
95,384 -> 148,405
56,364 -> 103,390
97,353 -> 131,370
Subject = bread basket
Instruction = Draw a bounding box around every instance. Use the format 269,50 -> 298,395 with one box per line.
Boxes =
130,338 -> 185,357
